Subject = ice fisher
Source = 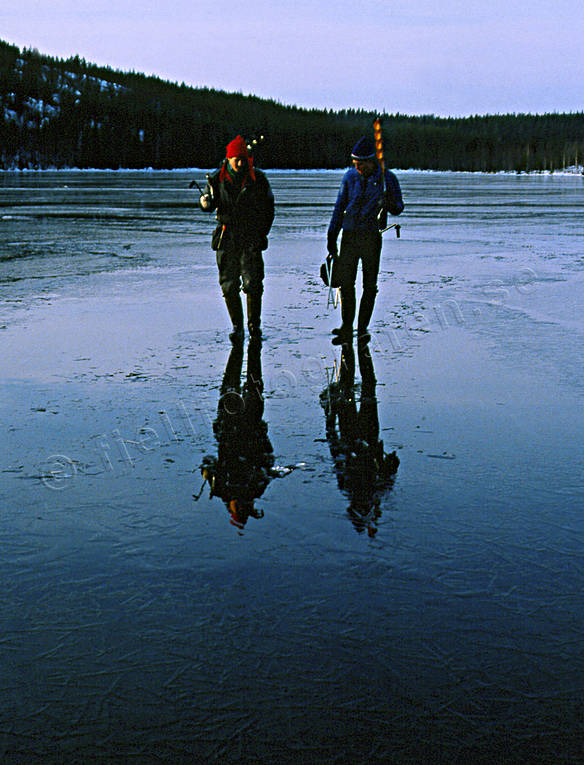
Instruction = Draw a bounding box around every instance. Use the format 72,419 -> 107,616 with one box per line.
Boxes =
320,343 -> 399,536
199,135 -> 274,342
327,129 -> 404,346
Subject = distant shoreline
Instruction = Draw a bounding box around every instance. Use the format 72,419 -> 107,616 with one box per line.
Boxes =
1,166 -> 583,176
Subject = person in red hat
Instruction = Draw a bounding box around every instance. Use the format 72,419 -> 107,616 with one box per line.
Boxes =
199,135 -> 274,342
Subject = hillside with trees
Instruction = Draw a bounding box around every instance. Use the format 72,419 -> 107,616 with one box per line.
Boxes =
1,39 -> 583,172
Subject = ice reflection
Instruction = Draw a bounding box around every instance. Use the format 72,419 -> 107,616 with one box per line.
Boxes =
197,338 -> 278,531
321,343 -> 399,535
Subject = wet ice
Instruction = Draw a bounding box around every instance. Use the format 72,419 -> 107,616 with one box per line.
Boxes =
1,169 -> 583,762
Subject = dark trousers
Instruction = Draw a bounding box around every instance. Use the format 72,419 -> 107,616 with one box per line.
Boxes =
217,245 -> 264,332
336,230 -> 382,333
216,245 -> 264,299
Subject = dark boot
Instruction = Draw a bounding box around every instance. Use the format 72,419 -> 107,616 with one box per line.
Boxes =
331,287 -> 355,345
224,291 -> 244,343
247,292 -> 262,339
339,344 -> 355,390
358,344 -> 376,396
357,288 -> 376,345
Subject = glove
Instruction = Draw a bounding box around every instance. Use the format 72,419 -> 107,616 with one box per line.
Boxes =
327,231 -> 338,257
199,194 -> 212,210
320,255 -> 333,286
245,235 -> 268,251
384,190 -> 402,216
320,253 -> 340,287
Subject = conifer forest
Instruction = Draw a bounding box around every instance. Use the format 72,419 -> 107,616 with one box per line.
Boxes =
1,39 -> 583,172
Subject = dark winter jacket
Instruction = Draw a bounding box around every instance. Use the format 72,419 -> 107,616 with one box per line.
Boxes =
328,165 -> 404,244
201,162 -> 275,251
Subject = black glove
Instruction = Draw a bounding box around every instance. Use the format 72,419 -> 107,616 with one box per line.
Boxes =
320,255 -> 332,286
327,231 -> 338,257
249,235 -> 268,251
384,190 -> 402,216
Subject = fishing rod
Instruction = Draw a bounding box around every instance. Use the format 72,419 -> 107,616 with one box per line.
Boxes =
374,116 -> 401,238
188,178 -> 206,194
246,133 -> 265,153
381,222 -> 401,238
373,116 -> 385,186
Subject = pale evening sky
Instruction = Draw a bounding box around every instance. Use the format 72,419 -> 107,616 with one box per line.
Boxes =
2,0 -> 582,117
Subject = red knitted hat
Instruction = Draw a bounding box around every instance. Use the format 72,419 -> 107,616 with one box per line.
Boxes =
226,135 -> 249,159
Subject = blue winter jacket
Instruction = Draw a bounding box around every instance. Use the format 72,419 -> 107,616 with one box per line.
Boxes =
328,165 -> 404,245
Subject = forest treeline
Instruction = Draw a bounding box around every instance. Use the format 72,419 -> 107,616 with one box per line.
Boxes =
1,39 -> 583,172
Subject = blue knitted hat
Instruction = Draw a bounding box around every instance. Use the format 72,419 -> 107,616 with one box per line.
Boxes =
351,136 -> 376,160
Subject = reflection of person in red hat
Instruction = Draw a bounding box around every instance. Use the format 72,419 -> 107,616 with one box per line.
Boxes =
199,135 -> 274,342
198,338 -> 275,534
227,498 -> 264,531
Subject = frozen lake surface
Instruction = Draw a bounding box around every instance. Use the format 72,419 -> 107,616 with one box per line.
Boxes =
1,169 -> 583,762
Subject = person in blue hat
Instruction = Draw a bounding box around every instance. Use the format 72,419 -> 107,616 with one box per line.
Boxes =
327,136 -> 404,345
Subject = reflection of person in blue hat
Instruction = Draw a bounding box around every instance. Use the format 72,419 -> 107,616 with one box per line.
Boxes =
327,136 -> 404,347
320,343 -> 399,536
198,338 -> 274,532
